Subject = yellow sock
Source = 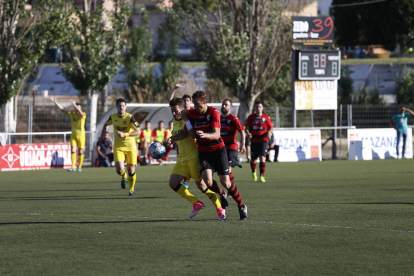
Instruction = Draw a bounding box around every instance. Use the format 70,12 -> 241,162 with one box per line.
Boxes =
204,189 -> 221,209
71,153 -> 76,168
175,185 -> 198,204
128,172 -> 137,191
118,170 -> 126,179
78,154 -> 84,169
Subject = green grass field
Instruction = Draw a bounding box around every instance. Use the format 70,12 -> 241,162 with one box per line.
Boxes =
1,160 -> 414,275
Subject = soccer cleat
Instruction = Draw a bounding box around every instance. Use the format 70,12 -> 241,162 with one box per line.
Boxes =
77,168 -> 82,172
128,190 -> 135,196
182,181 -> 189,189
252,172 -> 257,181
68,167 -> 76,172
219,191 -> 229,209
121,178 -> 127,189
217,207 -> 226,221
189,201 -> 205,218
238,204 -> 248,220
259,175 -> 266,182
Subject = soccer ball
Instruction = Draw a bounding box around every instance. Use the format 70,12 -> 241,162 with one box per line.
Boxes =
149,142 -> 166,159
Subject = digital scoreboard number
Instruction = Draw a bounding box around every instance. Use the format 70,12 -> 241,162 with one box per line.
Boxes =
298,50 -> 341,80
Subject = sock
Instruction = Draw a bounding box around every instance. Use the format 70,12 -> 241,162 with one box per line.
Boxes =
78,154 -> 84,169
250,162 -> 257,173
229,173 -> 235,185
137,156 -> 142,163
183,179 -> 189,183
71,152 -> 76,168
173,184 -> 198,204
202,188 -> 221,209
128,172 -> 136,191
117,169 -> 127,179
209,180 -> 224,196
260,161 -> 266,176
227,183 -> 244,207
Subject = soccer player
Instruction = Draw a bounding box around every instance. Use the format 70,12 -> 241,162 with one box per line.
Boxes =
152,121 -> 170,162
220,99 -> 245,204
99,98 -> 141,196
141,120 -> 152,164
182,91 -> 248,220
50,97 -> 86,172
166,97 -> 226,220
245,101 -> 274,182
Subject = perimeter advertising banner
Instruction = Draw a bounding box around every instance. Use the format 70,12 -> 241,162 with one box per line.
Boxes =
295,80 -> 337,110
0,143 -> 72,171
347,128 -> 413,160
273,130 -> 322,162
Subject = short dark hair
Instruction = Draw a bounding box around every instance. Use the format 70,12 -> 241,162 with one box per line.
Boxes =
169,97 -> 184,108
223,98 -> 233,106
192,91 -> 207,101
254,101 -> 264,107
116,98 -> 126,106
182,94 -> 191,100
158,120 -> 164,124
75,102 -> 81,106
145,120 -> 150,125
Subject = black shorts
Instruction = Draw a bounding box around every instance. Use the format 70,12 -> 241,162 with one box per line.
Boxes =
226,149 -> 239,168
245,135 -> 251,146
199,146 -> 229,175
251,141 -> 268,160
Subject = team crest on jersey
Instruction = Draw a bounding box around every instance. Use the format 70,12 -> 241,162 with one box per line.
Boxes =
207,115 -> 210,121
227,120 -> 231,125
179,122 -> 183,127
262,118 -> 266,122
123,121 -> 127,125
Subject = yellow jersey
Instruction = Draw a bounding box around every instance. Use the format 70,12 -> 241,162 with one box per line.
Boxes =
142,129 -> 152,143
105,113 -> 139,149
67,111 -> 86,136
172,119 -> 198,162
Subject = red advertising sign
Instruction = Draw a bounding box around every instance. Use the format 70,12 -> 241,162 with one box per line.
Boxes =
293,16 -> 335,46
0,143 -> 72,171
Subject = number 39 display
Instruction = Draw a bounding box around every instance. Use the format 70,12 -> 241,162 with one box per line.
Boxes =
298,50 -> 341,80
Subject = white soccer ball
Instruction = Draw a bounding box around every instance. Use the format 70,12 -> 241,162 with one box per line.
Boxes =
149,142 -> 166,159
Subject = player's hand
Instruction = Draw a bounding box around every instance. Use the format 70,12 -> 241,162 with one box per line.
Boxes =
50,96 -> 56,103
180,110 -> 189,121
240,145 -> 246,154
196,130 -> 205,138
70,99 -> 76,106
248,133 -> 252,138
117,131 -> 125,138
175,82 -> 185,89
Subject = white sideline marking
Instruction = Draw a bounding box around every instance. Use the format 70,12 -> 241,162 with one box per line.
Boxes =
1,212 -> 413,234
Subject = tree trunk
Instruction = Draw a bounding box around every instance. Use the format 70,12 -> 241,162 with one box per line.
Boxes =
238,89 -> 259,124
86,90 -> 99,162
0,98 -> 17,144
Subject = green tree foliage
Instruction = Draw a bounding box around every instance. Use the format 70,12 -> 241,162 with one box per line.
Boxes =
351,87 -> 385,105
0,0 -> 62,107
174,0 -> 292,122
396,67 -> 414,104
337,66 -> 354,104
331,0 -> 414,52
60,0 -> 129,96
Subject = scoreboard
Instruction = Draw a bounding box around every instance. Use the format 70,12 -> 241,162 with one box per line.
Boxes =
298,50 -> 341,80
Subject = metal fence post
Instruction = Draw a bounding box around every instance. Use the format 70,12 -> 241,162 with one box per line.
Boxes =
28,105 -> 33,144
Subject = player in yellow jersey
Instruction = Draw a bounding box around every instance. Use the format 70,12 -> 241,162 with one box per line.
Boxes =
99,98 -> 141,196
166,97 -> 226,220
141,120 -> 152,164
50,97 -> 86,172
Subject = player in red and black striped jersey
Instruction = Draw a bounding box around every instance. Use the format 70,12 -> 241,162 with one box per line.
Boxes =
181,91 -> 248,220
245,102 -> 273,182
220,99 -> 246,197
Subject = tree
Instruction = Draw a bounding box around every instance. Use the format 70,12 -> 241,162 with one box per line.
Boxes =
331,0 -> 414,53
174,0 -> 292,122
60,0 -> 129,150
396,67 -> 414,104
0,0 -> 65,137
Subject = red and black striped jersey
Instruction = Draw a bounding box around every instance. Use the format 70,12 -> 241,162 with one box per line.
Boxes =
187,106 -> 224,152
245,113 -> 273,143
220,114 -> 243,151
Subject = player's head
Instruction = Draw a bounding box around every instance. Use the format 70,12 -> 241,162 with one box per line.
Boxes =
75,102 -> 82,111
104,131 -> 110,140
168,120 -> 174,129
221,99 -> 232,116
158,120 -> 164,129
169,97 -> 184,120
254,101 -> 264,115
145,120 -> 151,129
192,91 -> 208,113
116,98 -> 127,116
182,94 -> 192,110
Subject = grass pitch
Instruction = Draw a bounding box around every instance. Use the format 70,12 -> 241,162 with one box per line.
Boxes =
1,160 -> 414,275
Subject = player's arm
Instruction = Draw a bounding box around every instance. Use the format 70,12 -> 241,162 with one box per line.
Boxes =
403,107 -> 414,116
197,127 -> 221,140
169,129 -> 189,144
267,117 -> 274,141
117,118 -> 141,138
180,110 -> 197,139
389,117 -> 396,129
167,82 -> 185,101
97,144 -> 107,159
239,129 -> 246,154
50,97 -> 66,113
71,100 -> 85,116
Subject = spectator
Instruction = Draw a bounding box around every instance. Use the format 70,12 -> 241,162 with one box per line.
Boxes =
389,106 -> 414,159
97,132 -> 114,167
